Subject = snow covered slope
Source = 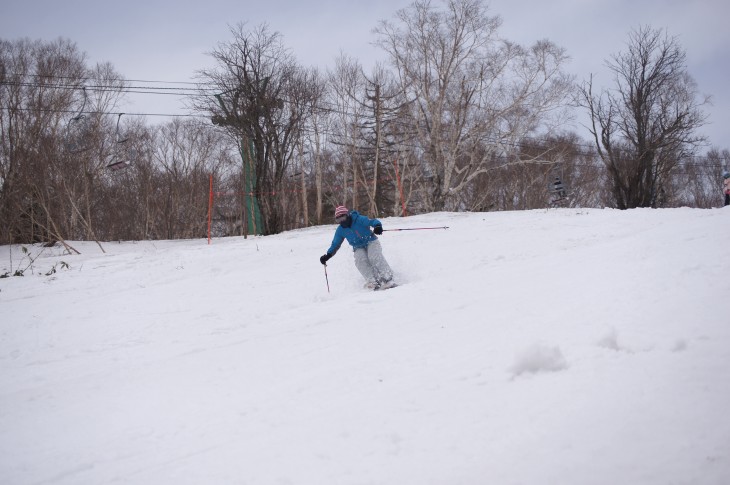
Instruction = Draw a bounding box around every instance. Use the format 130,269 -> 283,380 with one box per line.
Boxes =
1,208 -> 729,485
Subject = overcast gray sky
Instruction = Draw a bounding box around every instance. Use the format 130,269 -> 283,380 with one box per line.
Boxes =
2,0 -> 728,149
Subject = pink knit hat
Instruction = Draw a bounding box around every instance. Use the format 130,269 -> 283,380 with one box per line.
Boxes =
334,205 -> 349,218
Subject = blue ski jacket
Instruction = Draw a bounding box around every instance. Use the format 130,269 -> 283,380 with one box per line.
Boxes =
327,211 -> 381,255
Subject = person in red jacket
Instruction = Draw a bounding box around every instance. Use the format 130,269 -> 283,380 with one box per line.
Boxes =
319,205 -> 396,290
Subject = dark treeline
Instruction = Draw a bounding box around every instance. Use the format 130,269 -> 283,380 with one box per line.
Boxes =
2,1 -> 727,248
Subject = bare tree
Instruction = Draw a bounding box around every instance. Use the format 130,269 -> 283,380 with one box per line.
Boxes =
327,54 -> 368,212
57,62 -> 128,250
327,55 -> 412,217
359,66 -> 413,216
0,38 -> 87,249
93,119 -> 154,240
297,67 -> 328,227
579,26 -> 709,209
150,118 -> 229,239
374,0 -> 573,211
194,23 -> 320,235
675,148 -> 729,208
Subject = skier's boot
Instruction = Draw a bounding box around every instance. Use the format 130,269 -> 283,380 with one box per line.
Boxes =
376,279 -> 397,290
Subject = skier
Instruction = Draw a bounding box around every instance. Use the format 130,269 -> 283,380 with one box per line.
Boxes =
723,171 -> 730,206
319,205 -> 396,290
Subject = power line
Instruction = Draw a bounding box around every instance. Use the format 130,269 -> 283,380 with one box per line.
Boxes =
1,80 -> 216,96
3,76 -> 726,165
11,72 -> 203,86
2,103 -> 724,166
0,105 -> 209,119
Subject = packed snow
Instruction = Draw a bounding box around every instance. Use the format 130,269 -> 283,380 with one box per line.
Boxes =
1,207 -> 729,485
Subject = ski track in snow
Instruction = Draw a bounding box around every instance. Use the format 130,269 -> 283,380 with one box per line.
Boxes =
1,208 -> 729,485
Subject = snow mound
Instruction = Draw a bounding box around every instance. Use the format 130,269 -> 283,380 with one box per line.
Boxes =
510,343 -> 568,377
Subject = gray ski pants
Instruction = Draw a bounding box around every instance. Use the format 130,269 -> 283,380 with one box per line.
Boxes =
353,239 -> 393,285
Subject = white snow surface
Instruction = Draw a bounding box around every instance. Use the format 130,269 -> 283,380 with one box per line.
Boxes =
1,208 -> 729,485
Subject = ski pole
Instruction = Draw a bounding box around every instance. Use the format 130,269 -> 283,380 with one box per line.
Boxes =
383,226 -> 449,232
323,264 -> 330,293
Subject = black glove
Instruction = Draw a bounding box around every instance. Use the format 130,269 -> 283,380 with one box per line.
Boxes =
320,253 -> 332,265
373,225 -> 383,235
